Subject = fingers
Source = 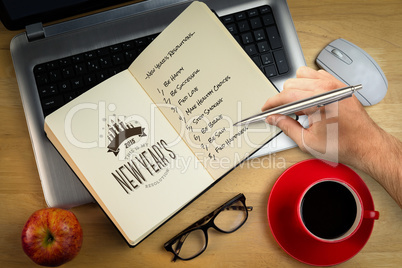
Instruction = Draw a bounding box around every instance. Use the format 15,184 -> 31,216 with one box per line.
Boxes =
261,77 -> 326,112
261,66 -> 347,112
294,66 -> 346,90
284,75 -> 345,92
266,115 -> 304,147
317,69 -> 336,79
297,66 -> 338,81
283,78 -> 326,91
261,88 -> 304,111
296,66 -> 323,79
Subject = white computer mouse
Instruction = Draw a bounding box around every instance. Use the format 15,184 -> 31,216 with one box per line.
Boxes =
316,38 -> 388,106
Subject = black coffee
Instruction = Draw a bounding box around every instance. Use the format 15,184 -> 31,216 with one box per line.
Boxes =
301,181 -> 357,239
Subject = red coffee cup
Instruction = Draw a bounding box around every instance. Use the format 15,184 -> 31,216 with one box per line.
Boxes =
297,178 -> 379,243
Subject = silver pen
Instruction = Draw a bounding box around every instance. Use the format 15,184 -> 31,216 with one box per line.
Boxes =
233,84 -> 362,126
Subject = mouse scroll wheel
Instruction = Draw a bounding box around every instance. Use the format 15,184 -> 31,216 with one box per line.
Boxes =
331,48 -> 344,58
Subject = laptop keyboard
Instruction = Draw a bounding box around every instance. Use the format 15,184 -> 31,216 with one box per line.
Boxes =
34,5 -> 288,117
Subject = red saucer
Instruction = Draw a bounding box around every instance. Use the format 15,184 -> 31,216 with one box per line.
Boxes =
267,159 -> 377,266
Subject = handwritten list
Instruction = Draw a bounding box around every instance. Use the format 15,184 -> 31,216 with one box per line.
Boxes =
129,3 -> 280,178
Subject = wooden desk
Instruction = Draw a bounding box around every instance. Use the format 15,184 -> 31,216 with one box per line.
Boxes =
1,1 -> 401,267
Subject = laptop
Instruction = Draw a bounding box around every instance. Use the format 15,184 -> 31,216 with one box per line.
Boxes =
3,0 -> 306,208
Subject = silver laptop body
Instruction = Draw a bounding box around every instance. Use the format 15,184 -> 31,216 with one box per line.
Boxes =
9,0 -> 305,208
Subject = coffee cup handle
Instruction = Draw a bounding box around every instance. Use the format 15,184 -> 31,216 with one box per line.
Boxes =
364,210 -> 380,220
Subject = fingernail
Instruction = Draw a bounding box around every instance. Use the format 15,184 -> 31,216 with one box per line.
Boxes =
266,115 -> 274,125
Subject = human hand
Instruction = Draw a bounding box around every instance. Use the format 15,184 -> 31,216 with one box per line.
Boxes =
264,66 -> 402,208
262,66 -> 380,167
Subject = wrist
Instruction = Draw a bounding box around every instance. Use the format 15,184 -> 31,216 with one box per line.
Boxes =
354,128 -> 402,207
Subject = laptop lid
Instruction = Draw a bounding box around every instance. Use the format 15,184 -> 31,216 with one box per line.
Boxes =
0,0 -> 136,30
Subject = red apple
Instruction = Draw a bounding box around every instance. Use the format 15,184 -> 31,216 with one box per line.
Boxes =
21,208 -> 83,267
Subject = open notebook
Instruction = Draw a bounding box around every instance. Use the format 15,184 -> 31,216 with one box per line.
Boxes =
44,2 -> 285,246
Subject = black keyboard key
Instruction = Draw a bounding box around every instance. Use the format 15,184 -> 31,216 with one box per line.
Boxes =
110,44 -> 122,53
109,67 -> 122,76
257,41 -> 270,53
244,44 -> 258,56
59,81 -> 72,92
59,58 -> 71,66
71,78 -> 83,89
74,63 -> 87,75
46,61 -> 59,70
34,64 -> 46,73
264,65 -> 277,77
97,47 -> 110,56
250,17 -> 263,29
247,9 -> 259,17
261,53 -> 274,65
87,60 -> 101,72
100,56 -> 113,68
112,54 -> 125,65
42,95 -> 64,111
49,85 -> 58,95
48,70 -> 62,82
38,84 -> 57,97
64,91 -> 76,102
260,6 -> 272,14
262,14 -> 275,26
237,21 -> 250,32
235,12 -> 246,21
35,73 -> 49,86
266,26 -> 282,49
97,71 -> 109,82
252,56 -> 262,67
84,74 -> 97,85
134,38 -> 148,47
62,66 -> 75,79
253,29 -> 266,41
273,50 -> 289,74
226,24 -> 238,35
124,50 -> 137,62
72,54 -> 84,63
85,51 -> 97,59
222,15 -> 235,24
241,32 -> 254,45
122,41 -> 134,50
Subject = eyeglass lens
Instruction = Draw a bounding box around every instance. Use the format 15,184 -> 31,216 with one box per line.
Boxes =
172,229 -> 206,259
214,200 -> 248,232
171,199 -> 248,260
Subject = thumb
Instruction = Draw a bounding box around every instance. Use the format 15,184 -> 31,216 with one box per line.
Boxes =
266,115 -> 304,148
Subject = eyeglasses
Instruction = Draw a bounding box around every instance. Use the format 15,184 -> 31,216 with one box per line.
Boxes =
164,193 -> 253,261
